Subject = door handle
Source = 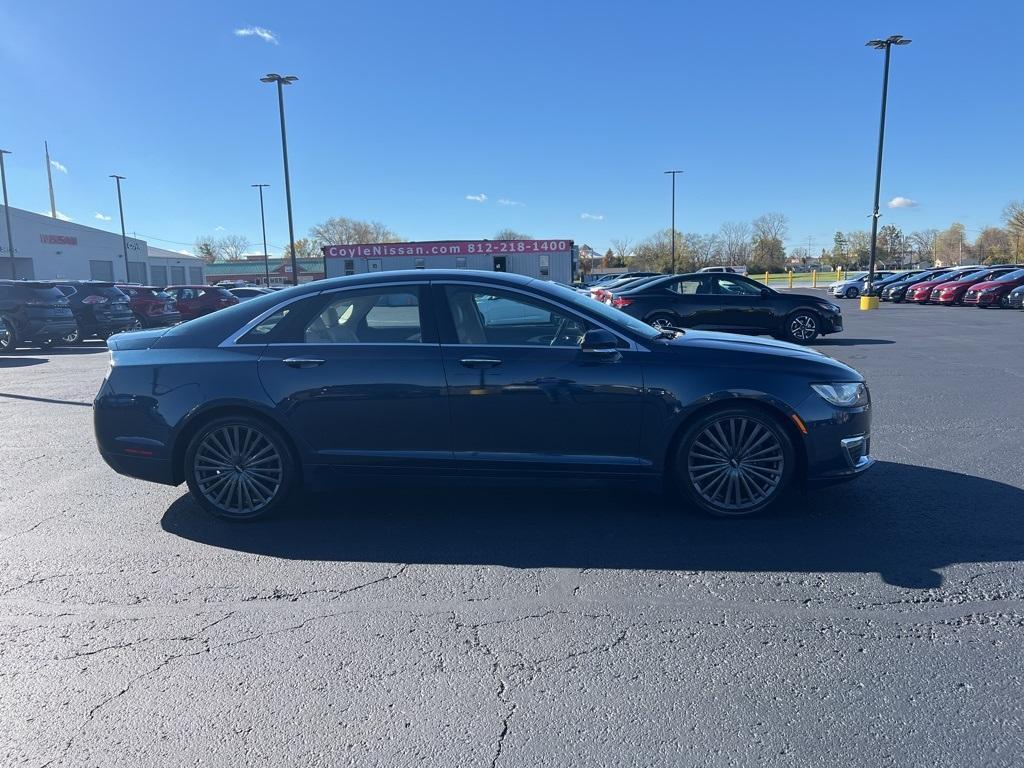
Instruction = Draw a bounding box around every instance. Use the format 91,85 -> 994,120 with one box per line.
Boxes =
459,357 -> 502,369
283,357 -> 326,369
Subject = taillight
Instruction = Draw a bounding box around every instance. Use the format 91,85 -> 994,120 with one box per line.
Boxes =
611,296 -> 633,308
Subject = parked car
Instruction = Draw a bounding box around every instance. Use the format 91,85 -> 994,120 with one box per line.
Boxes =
117,285 -> 181,329
928,267 -> 1020,305
54,281 -> 134,343
866,270 -> 926,297
592,274 -> 669,303
165,285 -> 239,321
904,268 -> 983,303
0,280 -> 77,352
880,269 -> 952,302
608,272 -> 842,343
827,271 -> 897,299
1007,284 -> 1024,309
962,268 -> 1024,307
229,287 -> 275,302
698,265 -> 748,276
94,270 -> 873,521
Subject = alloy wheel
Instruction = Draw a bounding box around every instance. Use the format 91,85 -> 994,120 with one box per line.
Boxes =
649,315 -> 675,330
62,328 -> 80,344
192,425 -> 283,517
0,317 -> 13,352
687,416 -> 785,513
789,314 -> 817,341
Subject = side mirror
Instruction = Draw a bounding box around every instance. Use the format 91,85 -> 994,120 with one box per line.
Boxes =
580,329 -> 620,353
760,287 -> 771,298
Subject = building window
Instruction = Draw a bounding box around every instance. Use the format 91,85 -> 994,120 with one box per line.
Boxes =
188,266 -> 204,284
344,259 -> 355,276
89,260 -> 114,281
414,257 -> 426,269
455,256 -> 467,269
539,253 -> 550,277
127,261 -> 147,284
150,265 -> 167,288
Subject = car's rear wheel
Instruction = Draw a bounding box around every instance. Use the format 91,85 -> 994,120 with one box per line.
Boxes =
61,327 -> 82,345
673,407 -> 795,517
647,312 -> 679,330
184,415 -> 296,521
0,314 -> 17,353
783,311 -> 820,344
844,286 -> 859,299
130,314 -> 145,331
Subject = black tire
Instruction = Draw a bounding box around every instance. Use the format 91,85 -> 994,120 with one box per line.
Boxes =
845,286 -> 859,299
184,414 -> 297,521
782,310 -> 820,344
61,327 -> 83,345
129,314 -> 145,331
672,406 -> 795,518
0,314 -> 18,354
646,312 -> 680,331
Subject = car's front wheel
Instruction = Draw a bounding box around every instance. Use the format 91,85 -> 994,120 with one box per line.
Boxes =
782,311 -> 820,344
184,415 -> 297,521
845,286 -> 859,299
0,314 -> 18,353
673,407 -> 795,517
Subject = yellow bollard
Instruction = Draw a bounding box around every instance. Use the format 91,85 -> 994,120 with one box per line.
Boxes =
788,270 -> 794,288
764,271 -> 769,285
860,295 -> 880,311
812,269 -> 817,288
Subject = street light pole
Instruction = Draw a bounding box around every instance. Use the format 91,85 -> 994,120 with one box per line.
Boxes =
261,74 -> 299,286
0,150 -> 15,279
664,170 -> 683,273
110,175 -> 129,282
252,184 -> 271,286
864,34 -> 911,308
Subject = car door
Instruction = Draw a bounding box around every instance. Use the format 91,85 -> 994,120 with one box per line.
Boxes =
255,283 -> 453,476
660,275 -> 720,327
711,274 -> 775,332
173,288 -> 198,320
435,282 -> 645,476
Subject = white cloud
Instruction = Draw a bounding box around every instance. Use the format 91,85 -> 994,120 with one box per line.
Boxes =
214,225 -> 226,231
888,196 -> 918,209
234,26 -> 278,44
497,198 -> 524,207
50,159 -> 67,174
40,210 -> 73,221
177,249 -> 191,256
94,212 -> 112,221
580,212 -> 605,221
465,193 -> 488,203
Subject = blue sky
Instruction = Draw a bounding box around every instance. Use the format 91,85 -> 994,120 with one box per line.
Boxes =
1,1 -> 1021,256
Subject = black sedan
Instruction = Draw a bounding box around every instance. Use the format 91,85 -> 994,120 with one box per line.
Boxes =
94,270 -> 873,520
607,272 -> 842,343
879,269 -> 955,303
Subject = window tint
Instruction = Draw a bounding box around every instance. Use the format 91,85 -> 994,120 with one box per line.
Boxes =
238,306 -> 294,343
445,286 -> 592,347
715,276 -> 762,296
304,289 -> 421,344
669,276 -> 710,295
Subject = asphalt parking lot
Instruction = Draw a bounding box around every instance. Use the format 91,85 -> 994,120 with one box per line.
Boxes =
2,298 -> 1023,767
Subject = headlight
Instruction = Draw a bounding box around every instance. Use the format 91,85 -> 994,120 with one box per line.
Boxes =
825,303 -> 841,313
811,382 -> 868,407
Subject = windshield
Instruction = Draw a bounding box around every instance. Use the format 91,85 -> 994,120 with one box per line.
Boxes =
995,268 -> 1024,281
536,280 -> 661,340
957,270 -> 989,281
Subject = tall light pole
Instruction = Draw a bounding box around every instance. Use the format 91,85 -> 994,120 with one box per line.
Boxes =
864,34 -> 911,308
109,175 -> 129,282
261,73 -> 299,286
0,150 -> 15,279
252,184 -> 271,286
664,170 -> 683,273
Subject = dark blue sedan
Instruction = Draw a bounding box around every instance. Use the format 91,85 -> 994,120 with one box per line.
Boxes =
94,270 -> 873,520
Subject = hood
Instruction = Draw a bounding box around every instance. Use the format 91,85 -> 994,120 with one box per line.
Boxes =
968,279 -> 1013,292
934,280 -> 973,290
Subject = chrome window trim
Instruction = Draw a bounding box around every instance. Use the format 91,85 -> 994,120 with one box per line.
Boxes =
219,280 -> 430,348
435,279 -> 648,352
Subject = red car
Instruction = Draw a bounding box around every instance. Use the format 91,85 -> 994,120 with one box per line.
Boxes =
905,267 -> 981,303
963,267 -> 1024,308
117,285 -> 182,329
164,285 -> 238,321
929,266 -> 1021,306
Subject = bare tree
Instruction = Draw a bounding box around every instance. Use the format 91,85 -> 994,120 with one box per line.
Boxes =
752,212 -> 789,243
908,229 -> 938,264
194,236 -> 222,264
493,228 -> 532,240
974,226 -> 1011,264
1002,201 -> 1024,259
609,237 -> 633,266
684,233 -> 721,269
717,221 -> 752,265
219,234 -> 250,261
309,216 -> 401,248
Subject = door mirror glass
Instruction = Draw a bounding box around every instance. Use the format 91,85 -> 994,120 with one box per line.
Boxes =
580,329 -> 619,351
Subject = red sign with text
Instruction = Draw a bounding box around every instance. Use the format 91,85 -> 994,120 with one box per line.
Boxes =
323,239 -> 572,259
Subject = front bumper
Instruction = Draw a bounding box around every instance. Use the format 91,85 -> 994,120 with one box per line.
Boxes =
818,313 -> 843,335
797,395 -> 874,486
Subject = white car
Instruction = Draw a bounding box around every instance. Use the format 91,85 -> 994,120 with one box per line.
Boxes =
698,265 -> 748,276
828,271 -> 896,299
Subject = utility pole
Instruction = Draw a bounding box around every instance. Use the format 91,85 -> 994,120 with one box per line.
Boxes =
0,150 -> 15,279
260,74 -> 300,285
252,184 -> 271,286
44,141 -> 57,218
664,170 -> 683,273
110,175 -> 129,282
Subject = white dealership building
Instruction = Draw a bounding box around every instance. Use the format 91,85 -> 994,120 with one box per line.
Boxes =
0,205 -> 204,286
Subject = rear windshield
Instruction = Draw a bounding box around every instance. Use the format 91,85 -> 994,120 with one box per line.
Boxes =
23,287 -> 67,303
68,285 -> 128,299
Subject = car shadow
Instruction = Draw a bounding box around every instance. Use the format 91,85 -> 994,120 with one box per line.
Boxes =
815,338 -> 895,346
161,461 -> 1024,589
0,357 -> 48,368
42,344 -> 109,355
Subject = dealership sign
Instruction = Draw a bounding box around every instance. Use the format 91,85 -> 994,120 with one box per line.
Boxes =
40,234 -> 77,245
323,239 -> 572,259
